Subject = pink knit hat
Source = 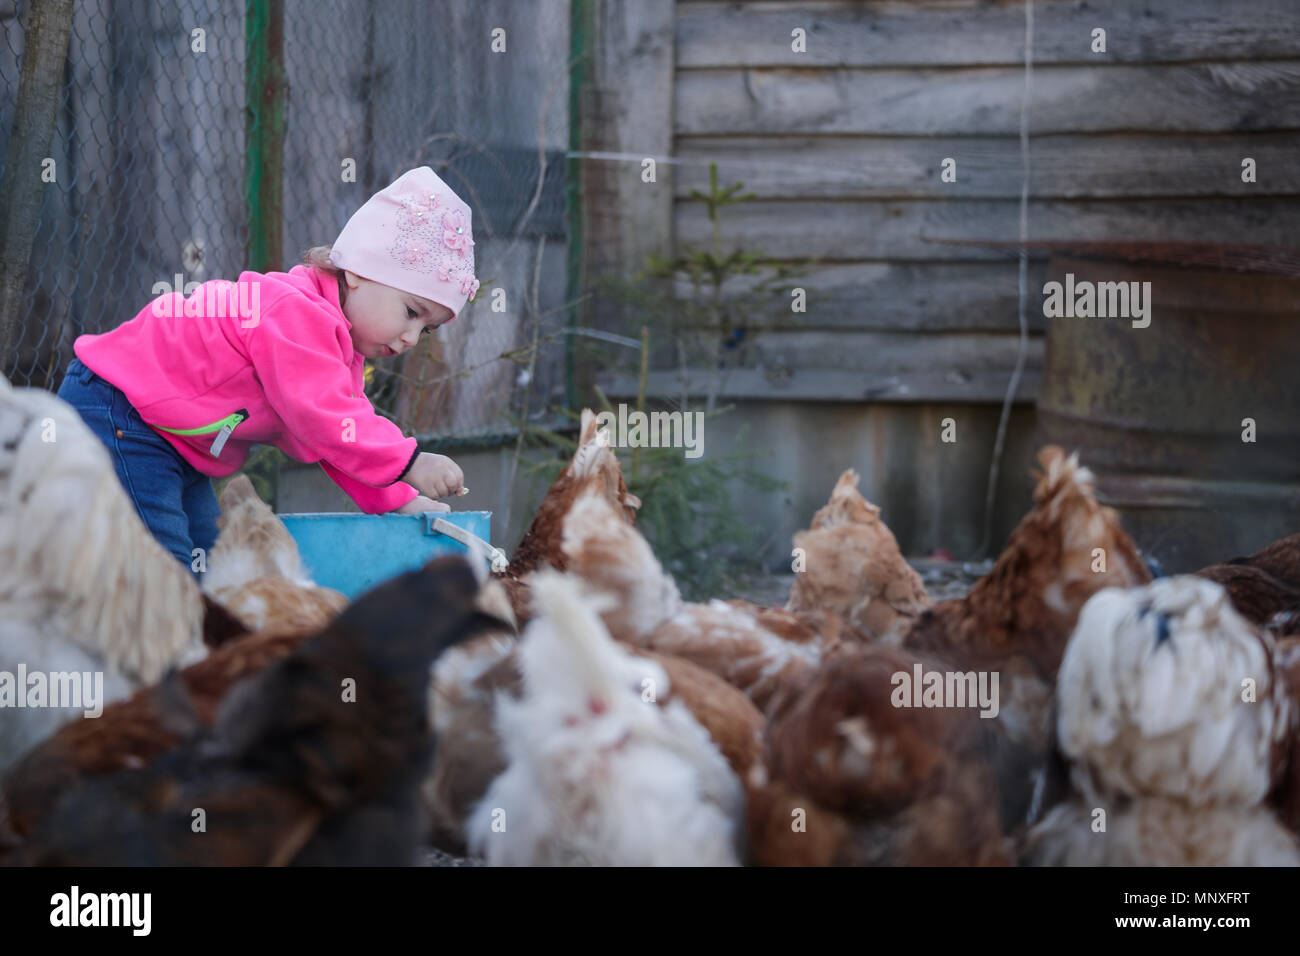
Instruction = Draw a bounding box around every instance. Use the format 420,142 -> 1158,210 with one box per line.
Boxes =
328,166 -> 479,320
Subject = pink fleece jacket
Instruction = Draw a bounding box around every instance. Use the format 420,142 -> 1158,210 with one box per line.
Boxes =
73,264 -> 419,514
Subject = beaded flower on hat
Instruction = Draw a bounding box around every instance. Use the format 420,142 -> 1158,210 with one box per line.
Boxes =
387,185 -> 478,302
399,191 -> 439,228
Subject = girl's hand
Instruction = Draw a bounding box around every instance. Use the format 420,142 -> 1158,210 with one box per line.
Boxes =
394,495 -> 450,515
404,452 -> 465,501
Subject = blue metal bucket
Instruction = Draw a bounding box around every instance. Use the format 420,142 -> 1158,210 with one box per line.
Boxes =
278,511 -> 493,600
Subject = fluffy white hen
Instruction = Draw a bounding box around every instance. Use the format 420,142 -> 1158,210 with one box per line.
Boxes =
467,570 -> 744,866
1057,576 -> 1288,806
1025,576 -> 1299,865
0,377 -> 204,771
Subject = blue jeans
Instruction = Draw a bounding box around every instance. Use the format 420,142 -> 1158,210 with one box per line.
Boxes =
56,358 -> 218,579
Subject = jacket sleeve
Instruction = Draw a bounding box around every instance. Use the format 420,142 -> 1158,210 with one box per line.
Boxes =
321,460 -> 420,514
245,290 -> 418,488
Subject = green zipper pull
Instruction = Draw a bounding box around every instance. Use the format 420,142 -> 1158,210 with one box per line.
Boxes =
155,409 -> 249,456
208,410 -> 247,456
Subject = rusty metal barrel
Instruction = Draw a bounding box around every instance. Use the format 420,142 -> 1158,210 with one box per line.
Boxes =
1036,246 -> 1300,572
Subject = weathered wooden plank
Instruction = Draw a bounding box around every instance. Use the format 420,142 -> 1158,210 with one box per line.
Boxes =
677,0 -> 1300,68
599,330 -> 1044,402
584,0 -> 676,275
675,63 -> 1300,135
668,254 -> 1300,338
675,197 -> 1300,260
674,261 -> 1050,331
675,133 -> 1300,199
600,365 -> 1042,403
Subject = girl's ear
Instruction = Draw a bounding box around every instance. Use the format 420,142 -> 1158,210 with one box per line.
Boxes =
342,269 -> 363,290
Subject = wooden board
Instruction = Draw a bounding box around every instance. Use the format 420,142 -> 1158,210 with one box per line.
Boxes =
672,260 -> 1050,332
674,197 -> 1300,260
675,133 -> 1300,199
677,0 -> 1300,68
675,62 -> 1300,136
584,0 -> 677,275
598,329 -> 1044,402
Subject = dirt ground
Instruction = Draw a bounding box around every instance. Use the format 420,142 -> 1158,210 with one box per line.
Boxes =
722,559 -> 989,607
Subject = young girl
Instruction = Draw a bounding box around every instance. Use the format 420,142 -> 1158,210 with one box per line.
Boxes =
57,166 -> 479,577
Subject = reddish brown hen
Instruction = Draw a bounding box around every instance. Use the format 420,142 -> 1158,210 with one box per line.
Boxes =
1227,532 -> 1300,591
1195,562 -> 1300,628
748,643 -> 1008,866
493,408 -> 641,624
1272,636 -> 1300,836
560,486 -> 849,712
2,627 -> 305,840
786,469 -> 932,643
903,446 -> 1150,831
202,475 -> 349,635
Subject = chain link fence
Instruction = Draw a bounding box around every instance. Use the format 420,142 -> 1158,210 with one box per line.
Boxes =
1,0 -> 573,446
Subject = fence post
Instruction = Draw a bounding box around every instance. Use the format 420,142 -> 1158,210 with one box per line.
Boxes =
569,0 -> 675,408
244,0 -> 286,273
0,0 -> 74,365
565,0 -> 593,414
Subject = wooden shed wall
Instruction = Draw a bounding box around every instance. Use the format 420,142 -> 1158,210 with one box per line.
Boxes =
587,0 -> 1300,560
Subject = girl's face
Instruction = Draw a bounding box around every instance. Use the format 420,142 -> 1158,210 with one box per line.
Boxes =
338,269 -> 454,360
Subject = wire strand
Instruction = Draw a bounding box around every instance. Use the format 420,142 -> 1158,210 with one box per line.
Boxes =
976,0 -> 1034,559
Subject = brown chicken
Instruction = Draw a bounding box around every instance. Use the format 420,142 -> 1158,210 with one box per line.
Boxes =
9,557 -> 510,866
748,643 -> 1009,866
202,475 -> 349,635
786,469 -> 932,643
2,628 -> 306,841
1226,532 -> 1300,590
493,408 -> 641,625
1272,636 -> 1300,835
903,446 -> 1151,831
1195,562 -> 1300,628
5,576 -> 513,848
560,487 -> 849,712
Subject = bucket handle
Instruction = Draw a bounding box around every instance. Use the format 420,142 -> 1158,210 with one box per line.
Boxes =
423,514 -> 510,573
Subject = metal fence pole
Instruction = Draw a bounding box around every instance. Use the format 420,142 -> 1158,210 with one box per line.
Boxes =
0,0 -> 74,363
244,0 -> 286,273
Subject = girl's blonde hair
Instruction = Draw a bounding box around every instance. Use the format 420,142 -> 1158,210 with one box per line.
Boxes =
302,246 -> 340,274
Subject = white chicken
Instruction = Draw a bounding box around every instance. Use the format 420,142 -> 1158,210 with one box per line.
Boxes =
0,377 -> 204,771
467,570 -> 744,866
1025,576 -> 1299,865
